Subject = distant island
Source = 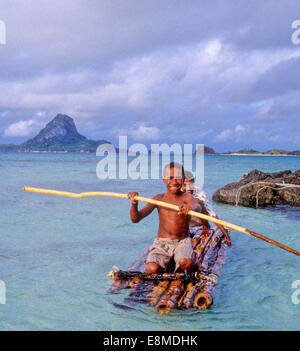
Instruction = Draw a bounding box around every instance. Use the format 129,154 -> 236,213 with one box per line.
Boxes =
195,147 -> 300,156
0,114 -> 221,154
0,114 -> 111,153
0,114 -> 299,155
222,149 -> 300,156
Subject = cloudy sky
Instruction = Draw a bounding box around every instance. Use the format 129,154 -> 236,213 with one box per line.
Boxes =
0,0 -> 300,152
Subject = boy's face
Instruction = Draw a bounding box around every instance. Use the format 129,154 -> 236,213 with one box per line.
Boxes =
163,166 -> 184,195
182,178 -> 194,194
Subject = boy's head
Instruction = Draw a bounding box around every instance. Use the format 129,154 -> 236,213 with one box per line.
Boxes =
182,170 -> 195,194
163,162 -> 185,194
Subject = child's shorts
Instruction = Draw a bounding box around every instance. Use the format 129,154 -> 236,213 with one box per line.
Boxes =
145,237 -> 194,272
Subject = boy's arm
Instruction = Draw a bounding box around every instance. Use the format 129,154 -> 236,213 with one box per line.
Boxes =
179,194 -> 232,247
179,197 -> 210,228
197,199 -> 211,228
213,216 -> 232,247
196,197 -> 232,246
197,192 -> 231,246
128,192 -> 157,223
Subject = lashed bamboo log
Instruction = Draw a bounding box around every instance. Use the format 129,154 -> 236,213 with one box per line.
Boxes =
191,226 -> 208,247
107,278 -> 127,294
125,281 -> 155,304
193,275 -> 217,309
190,226 -> 203,241
210,238 -> 228,276
126,277 -> 141,289
146,280 -> 170,306
179,228 -> 221,309
177,282 -> 193,309
200,230 -> 223,272
193,229 -> 218,267
156,280 -> 185,314
194,237 -> 228,309
122,246 -> 150,301
181,282 -> 202,309
193,229 -> 213,257
108,247 -> 149,294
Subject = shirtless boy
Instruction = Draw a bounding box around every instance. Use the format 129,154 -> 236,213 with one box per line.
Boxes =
128,162 -> 202,274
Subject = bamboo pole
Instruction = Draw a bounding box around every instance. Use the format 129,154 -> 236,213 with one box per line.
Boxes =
23,186 -> 300,256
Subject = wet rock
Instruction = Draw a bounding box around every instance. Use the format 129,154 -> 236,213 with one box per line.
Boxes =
213,169 -> 300,207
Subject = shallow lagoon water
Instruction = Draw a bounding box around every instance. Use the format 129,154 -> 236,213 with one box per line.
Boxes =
0,153 -> 300,330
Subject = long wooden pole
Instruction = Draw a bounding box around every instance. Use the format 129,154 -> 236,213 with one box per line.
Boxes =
23,186 -> 300,257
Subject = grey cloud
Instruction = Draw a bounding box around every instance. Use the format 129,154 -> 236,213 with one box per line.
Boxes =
251,56 -> 300,100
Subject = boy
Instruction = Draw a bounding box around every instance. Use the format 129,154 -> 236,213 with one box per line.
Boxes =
182,171 -> 232,246
128,162 -> 203,274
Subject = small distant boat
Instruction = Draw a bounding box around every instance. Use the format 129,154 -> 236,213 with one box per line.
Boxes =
108,226 -> 229,314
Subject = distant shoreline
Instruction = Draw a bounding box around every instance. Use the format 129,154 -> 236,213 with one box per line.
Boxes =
220,153 -> 298,157
0,150 -> 299,157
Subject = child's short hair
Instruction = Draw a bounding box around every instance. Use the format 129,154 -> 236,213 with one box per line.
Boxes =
184,171 -> 195,182
163,162 -> 185,178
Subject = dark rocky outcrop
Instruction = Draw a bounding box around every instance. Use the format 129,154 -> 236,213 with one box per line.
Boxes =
0,114 -> 110,152
213,169 -> 300,207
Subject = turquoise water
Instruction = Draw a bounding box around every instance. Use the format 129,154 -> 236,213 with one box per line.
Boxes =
0,153 -> 300,330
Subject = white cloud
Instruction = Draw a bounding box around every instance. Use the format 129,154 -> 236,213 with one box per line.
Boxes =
117,123 -> 161,141
266,135 -> 282,143
215,124 -> 246,142
235,124 -> 246,135
215,129 -> 232,142
4,120 -> 41,137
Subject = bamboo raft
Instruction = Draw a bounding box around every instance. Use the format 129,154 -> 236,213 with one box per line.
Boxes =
108,226 -> 229,314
